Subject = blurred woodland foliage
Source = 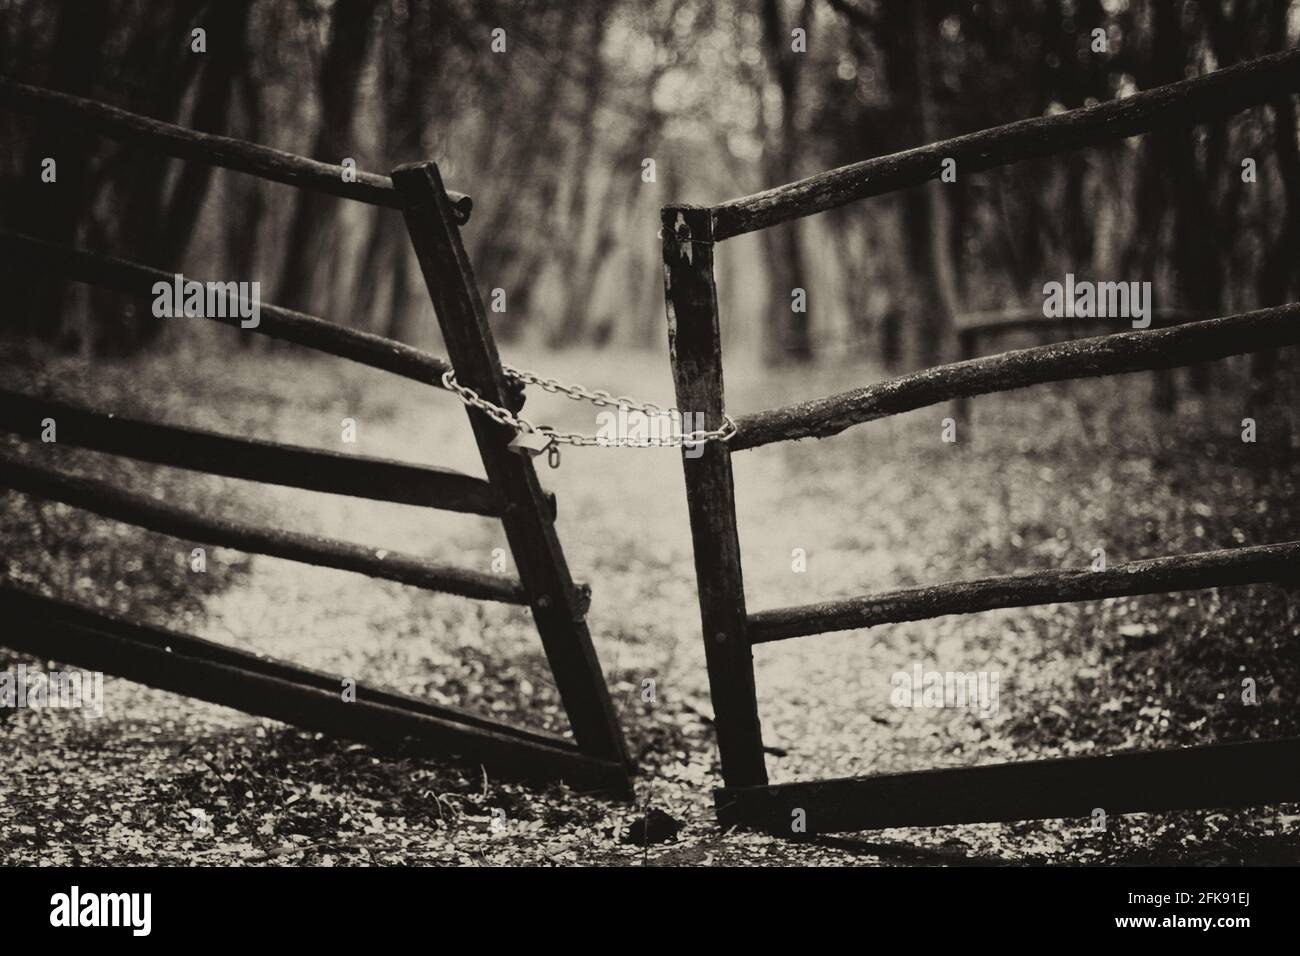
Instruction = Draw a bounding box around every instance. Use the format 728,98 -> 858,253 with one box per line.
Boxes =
0,0 -> 1297,369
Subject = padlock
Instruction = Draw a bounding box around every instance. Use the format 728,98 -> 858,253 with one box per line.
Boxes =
507,429 -> 552,458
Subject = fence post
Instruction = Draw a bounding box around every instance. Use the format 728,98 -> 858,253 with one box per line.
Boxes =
390,161 -> 630,775
660,204 -> 768,790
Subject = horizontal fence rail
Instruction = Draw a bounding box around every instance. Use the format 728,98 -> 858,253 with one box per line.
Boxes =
732,303 -> 1300,450
710,47 -> 1300,240
0,586 -> 570,749
955,308 -> 1208,338
749,539 -> 1300,642
0,586 -> 628,792
0,77 -> 471,221
0,388 -> 512,518
716,737 -> 1300,833
0,231 -> 469,390
0,455 -> 526,604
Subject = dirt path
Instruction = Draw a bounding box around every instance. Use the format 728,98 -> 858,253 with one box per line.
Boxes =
3,348 -> 1298,864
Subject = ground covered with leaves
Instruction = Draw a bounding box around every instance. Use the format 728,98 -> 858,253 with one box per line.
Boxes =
2,342 -> 1299,865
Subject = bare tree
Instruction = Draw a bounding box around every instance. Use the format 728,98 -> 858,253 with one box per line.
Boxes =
11,0 -> 111,345
157,0 -> 255,272
273,0 -> 381,317
758,0 -> 814,363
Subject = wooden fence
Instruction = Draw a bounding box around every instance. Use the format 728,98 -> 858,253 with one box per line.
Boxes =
0,78 -> 633,796
953,308 -> 1212,423
660,48 -> 1300,834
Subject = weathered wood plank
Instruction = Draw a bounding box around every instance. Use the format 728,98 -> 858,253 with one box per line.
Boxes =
749,539 -> 1300,642
711,48 -> 1300,239
955,308 -> 1208,336
716,737 -> 1300,833
0,387 -> 505,517
661,205 -> 768,789
0,455 -> 527,604
0,231 -> 459,387
392,161 -> 631,773
732,303 -> 1300,450
0,585 -> 573,749
0,586 -> 629,794
954,311 -> 1210,429
0,77 -> 471,220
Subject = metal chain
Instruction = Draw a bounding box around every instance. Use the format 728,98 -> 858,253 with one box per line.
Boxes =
439,365 -> 737,448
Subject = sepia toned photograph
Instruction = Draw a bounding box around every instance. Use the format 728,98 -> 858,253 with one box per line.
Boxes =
1,0 -> 1298,913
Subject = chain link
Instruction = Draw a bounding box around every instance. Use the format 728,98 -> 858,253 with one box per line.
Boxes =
439,366 -> 737,448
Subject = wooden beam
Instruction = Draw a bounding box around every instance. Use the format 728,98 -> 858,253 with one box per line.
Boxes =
0,586 -> 629,794
710,48 -> 1300,239
749,539 -> 1300,642
716,737 -> 1300,833
392,162 -> 631,772
0,455 -> 527,604
0,387 -> 507,517
732,303 -> 1300,450
0,77 -> 471,221
660,205 -> 768,789
0,585 -> 573,750
0,231 -> 460,389
955,308 -> 1208,337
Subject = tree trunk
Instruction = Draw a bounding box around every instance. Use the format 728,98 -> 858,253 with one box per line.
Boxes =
1125,0 -> 1183,412
11,0 -> 111,345
879,0 -> 953,369
105,0 -> 206,353
1254,0 -> 1300,399
916,0 -> 961,364
228,71 -> 266,349
123,0 -> 254,351
157,0 -> 253,270
759,0 -> 813,364
273,0 -> 379,318
549,5 -> 613,348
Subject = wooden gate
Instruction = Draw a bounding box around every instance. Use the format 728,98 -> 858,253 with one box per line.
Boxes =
660,49 -> 1300,834
0,80 -> 632,796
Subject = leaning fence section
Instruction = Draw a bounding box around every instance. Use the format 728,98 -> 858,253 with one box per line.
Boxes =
0,81 -> 632,794
661,48 -> 1300,833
